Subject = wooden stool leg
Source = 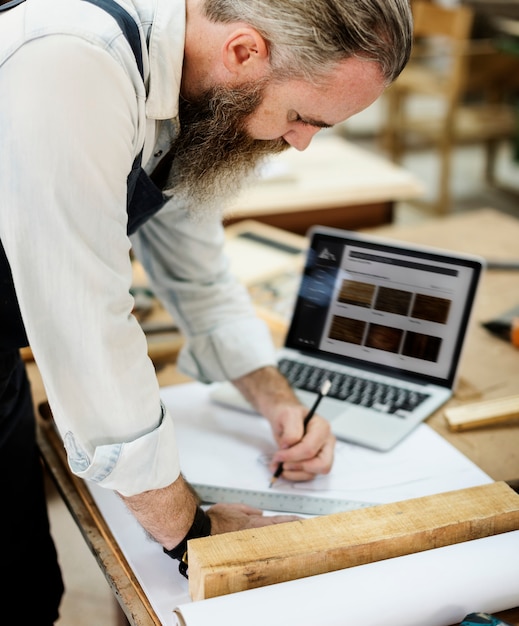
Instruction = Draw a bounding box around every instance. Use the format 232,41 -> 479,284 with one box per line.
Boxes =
437,141 -> 452,214
381,88 -> 404,162
484,139 -> 499,185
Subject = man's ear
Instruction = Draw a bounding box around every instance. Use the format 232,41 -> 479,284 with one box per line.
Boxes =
222,27 -> 269,79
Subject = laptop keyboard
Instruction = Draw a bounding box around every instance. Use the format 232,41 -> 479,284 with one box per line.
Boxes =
278,358 -> 429,418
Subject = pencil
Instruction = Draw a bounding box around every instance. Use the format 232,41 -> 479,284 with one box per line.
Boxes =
269,379 -> 332,488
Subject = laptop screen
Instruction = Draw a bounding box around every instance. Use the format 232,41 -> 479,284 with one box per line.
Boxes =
284,227 -> 484,387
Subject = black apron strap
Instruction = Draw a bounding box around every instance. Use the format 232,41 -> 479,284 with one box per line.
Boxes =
80,0 -> 168,235
82,0 -> 143,78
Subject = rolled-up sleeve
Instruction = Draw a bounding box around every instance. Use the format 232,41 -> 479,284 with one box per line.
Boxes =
64,401 -> 179,495
130,200 -> 278,382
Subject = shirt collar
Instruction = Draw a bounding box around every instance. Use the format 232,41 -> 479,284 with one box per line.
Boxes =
145,0 -> 186,120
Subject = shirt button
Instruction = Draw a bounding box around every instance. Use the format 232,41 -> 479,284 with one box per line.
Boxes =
154,150 -> 163,158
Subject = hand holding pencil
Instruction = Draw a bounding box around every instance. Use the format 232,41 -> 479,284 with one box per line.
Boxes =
269,379 -> 332,488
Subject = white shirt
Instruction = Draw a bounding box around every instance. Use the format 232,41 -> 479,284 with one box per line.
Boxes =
0,0 -> 276,496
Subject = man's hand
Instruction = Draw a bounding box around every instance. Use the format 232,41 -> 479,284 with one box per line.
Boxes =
233,366 -> 336,482
265,400 -> 335,482
207,502 -> 299,534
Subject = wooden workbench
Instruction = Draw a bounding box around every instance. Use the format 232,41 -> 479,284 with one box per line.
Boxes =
222,135 -> 424,234
30,208 -> 519,625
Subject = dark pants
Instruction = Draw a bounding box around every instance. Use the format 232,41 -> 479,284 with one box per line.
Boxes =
0,350 -> 64,623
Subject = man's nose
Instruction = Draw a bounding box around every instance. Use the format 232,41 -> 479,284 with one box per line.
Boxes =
283,126 -> 321,151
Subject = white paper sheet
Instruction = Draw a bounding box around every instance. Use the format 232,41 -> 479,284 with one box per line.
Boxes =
162,382 -> 492,506
87,382 -> 518,626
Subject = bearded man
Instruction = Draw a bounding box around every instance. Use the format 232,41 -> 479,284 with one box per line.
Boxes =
0,0 -> 412,622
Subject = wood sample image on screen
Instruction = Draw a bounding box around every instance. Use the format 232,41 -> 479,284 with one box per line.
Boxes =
338,280 -> 375,308
329,315 -> 366,344
411,294 -> 451,324
365,323 -> 404,353
374,286 -> 412,316
402,331 -> 442,362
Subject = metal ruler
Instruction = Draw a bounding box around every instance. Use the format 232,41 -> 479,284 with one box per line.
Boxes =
192,483 -> 377,516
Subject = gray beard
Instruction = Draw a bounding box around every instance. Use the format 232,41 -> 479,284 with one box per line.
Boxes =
163,82 -> 289,220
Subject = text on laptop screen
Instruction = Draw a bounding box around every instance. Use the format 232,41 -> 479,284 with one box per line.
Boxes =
285,230 -> 483,387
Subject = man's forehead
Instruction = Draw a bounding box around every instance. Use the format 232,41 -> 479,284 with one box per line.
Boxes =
281,59 -> 385,125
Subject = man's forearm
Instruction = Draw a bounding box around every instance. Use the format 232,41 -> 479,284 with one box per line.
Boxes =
119,472 -> 301,549
118,474 -> 199,550
233,365 -> 300,415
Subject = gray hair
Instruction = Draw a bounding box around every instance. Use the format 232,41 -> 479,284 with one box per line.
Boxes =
202,0 -> 413,85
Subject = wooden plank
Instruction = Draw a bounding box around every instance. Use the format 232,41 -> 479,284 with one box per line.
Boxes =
444,394 -> 519,431
188,481 -> 519,601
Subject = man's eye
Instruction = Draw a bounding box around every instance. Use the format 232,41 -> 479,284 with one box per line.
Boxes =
294,115 -> 312,127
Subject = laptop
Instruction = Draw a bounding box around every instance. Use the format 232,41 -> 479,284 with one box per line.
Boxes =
210,225 -> 484,451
